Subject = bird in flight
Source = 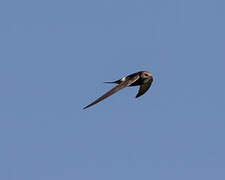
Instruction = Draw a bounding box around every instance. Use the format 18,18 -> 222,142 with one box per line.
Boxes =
83,71 -> 153,109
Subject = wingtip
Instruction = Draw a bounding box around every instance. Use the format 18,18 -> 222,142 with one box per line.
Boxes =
83,104 -> 93,109
83,106 -> 89,109
135,94 -> 141,98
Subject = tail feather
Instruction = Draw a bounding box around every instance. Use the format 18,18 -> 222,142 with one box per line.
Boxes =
104,81 -> 115,84
104,80 -> 120,84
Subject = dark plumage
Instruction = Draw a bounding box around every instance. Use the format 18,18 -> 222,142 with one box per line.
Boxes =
83,71 -> 153,109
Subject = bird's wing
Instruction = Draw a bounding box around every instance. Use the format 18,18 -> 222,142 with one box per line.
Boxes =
136,80 -> 153,98
83,75 -> 139,109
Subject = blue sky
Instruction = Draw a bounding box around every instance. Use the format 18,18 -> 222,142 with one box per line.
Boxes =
0,0 -> 225,179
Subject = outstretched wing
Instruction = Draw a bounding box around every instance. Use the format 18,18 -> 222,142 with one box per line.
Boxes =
83,75 -> 139,109
136,80 -> 153,98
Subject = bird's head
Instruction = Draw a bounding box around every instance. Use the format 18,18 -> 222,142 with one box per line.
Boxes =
140,71 -> 153,82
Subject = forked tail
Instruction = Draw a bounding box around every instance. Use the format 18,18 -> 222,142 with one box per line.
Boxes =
104,80 -> 120,84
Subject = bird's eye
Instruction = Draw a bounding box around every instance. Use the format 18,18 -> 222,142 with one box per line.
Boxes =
144,73 -> 148,76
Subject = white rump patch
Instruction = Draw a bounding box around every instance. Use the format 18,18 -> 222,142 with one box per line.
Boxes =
121,77 -> 126,81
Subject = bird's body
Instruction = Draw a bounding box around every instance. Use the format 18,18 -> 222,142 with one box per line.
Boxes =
83,71 -> 153,109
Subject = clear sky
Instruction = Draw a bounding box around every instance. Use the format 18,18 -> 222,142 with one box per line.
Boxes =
0,0 -> 225,179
